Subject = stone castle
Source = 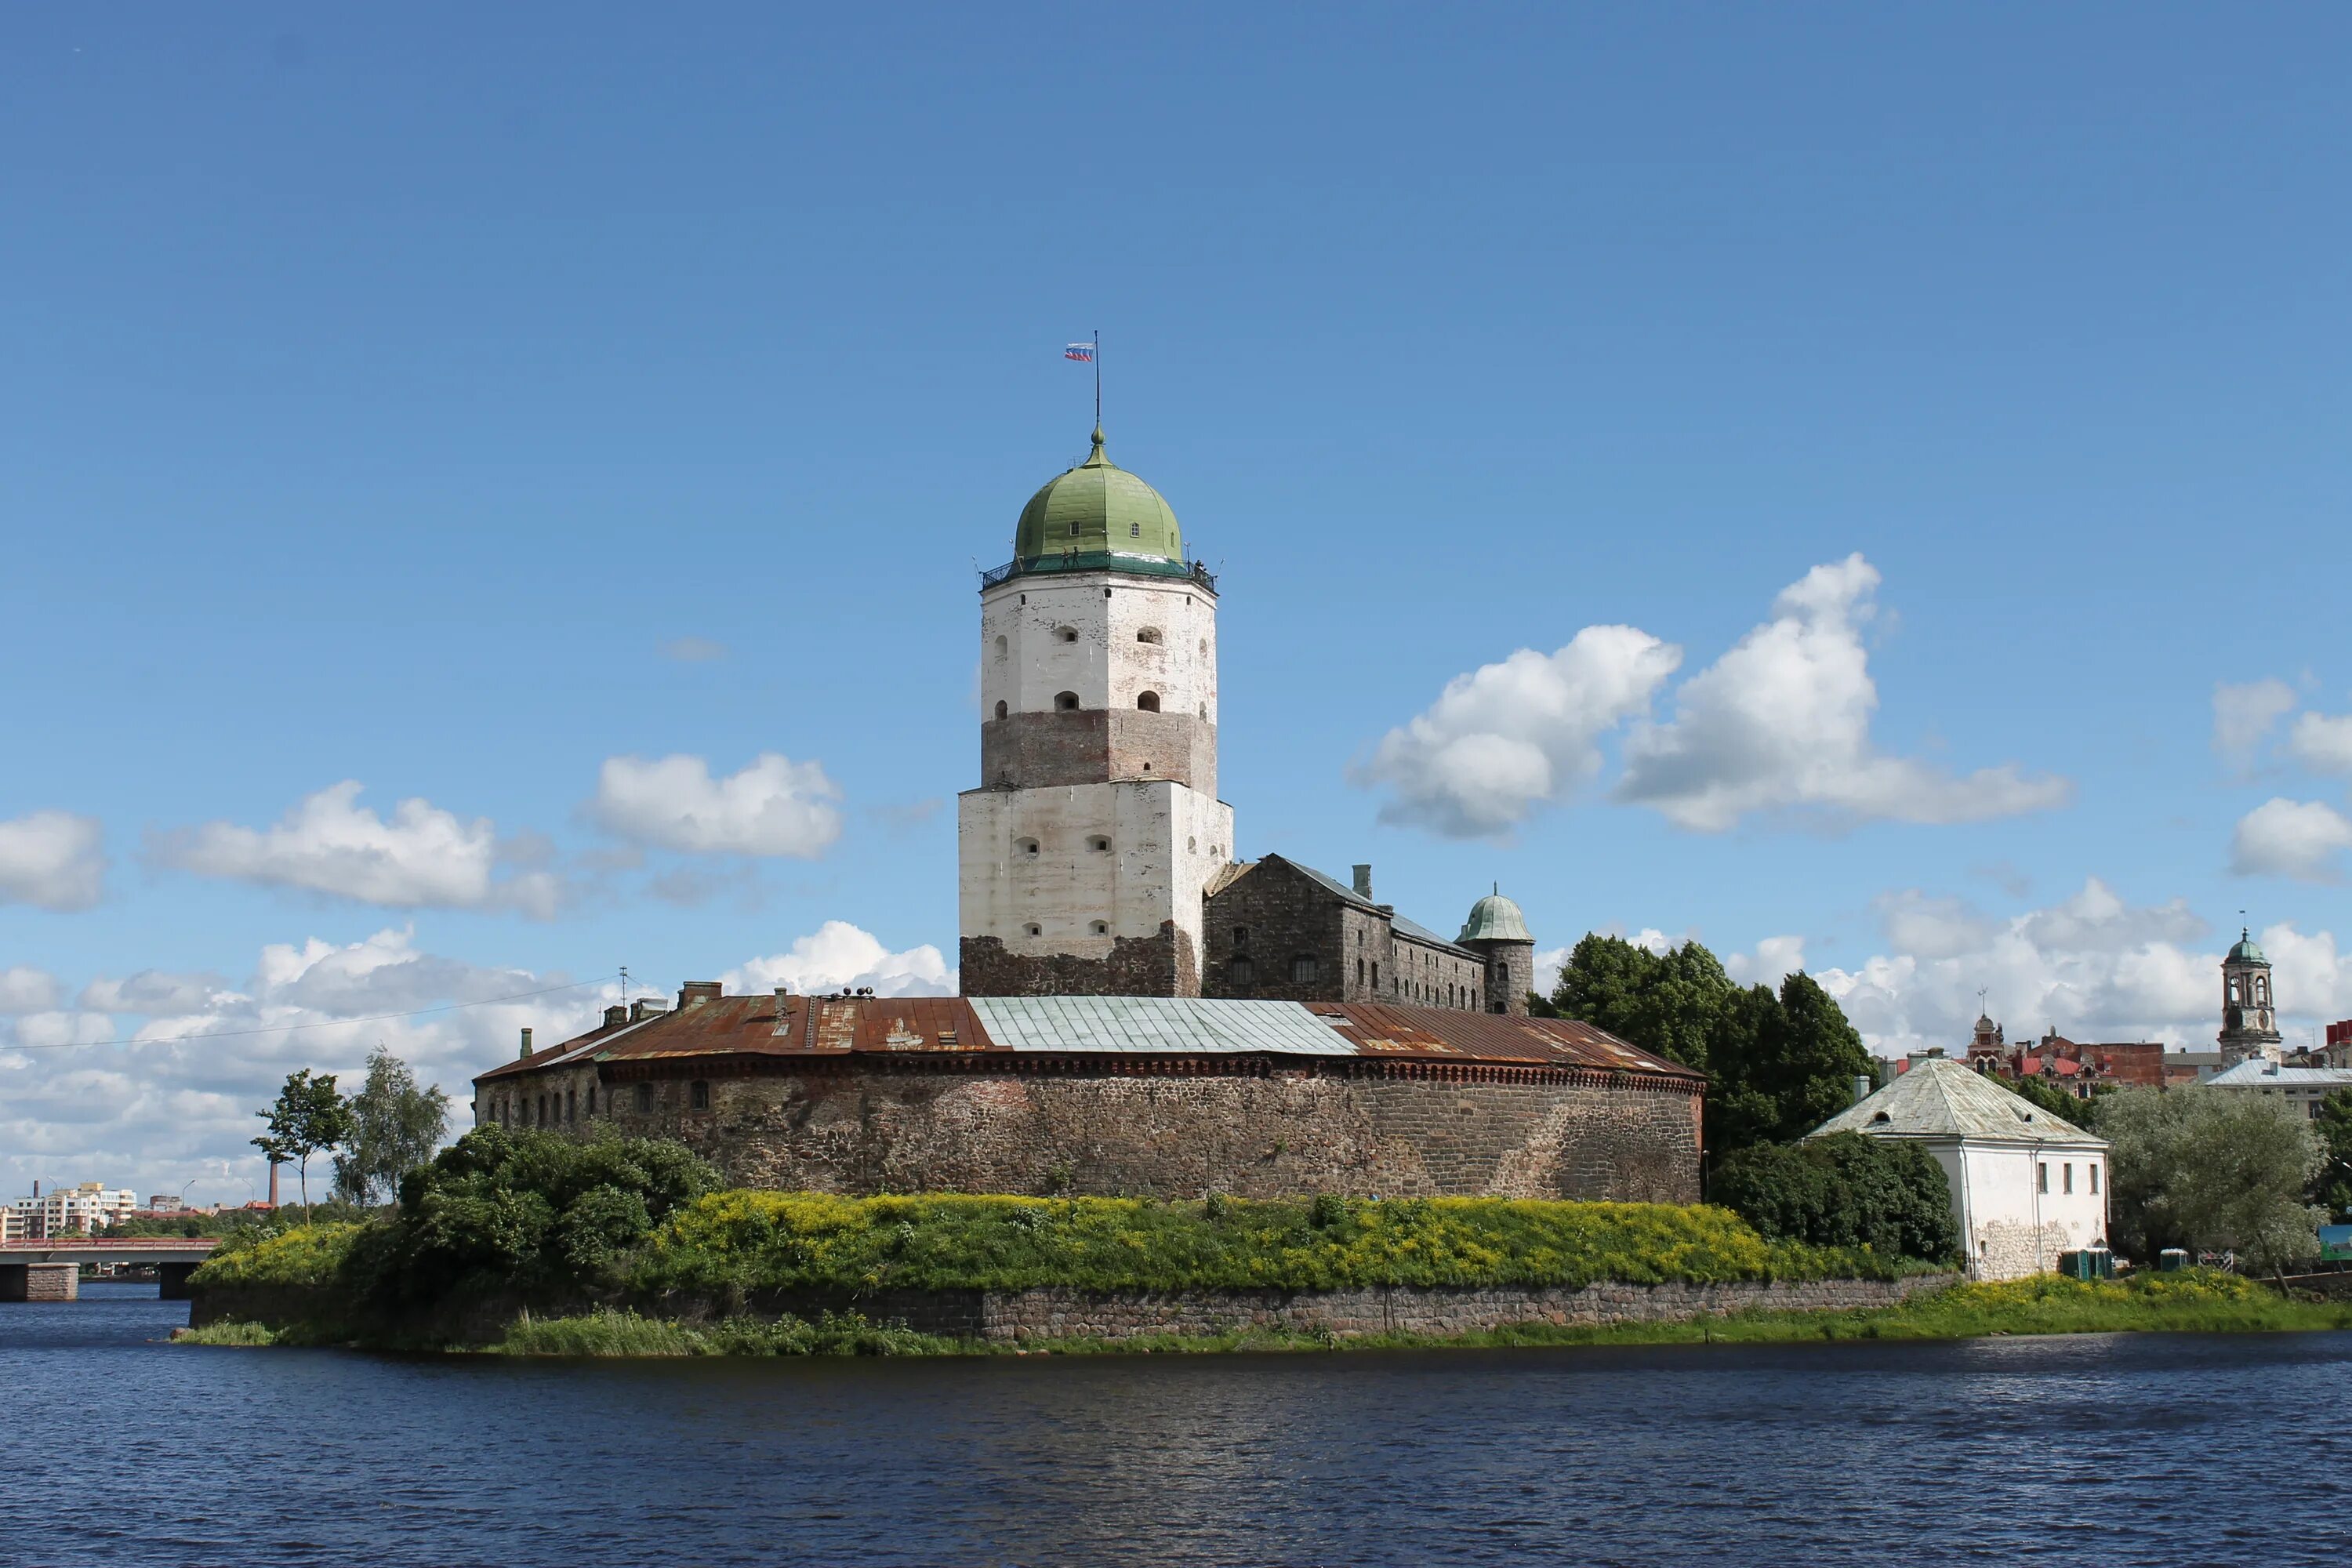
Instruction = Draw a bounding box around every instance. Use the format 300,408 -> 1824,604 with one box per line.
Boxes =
474,426 -> 1700,1202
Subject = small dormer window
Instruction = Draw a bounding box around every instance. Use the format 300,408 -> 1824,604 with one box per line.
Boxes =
1871,1111 -> 1891,1123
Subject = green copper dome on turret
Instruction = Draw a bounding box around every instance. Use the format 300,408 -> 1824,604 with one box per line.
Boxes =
1008,428 -> 1191,578
2227,928 -> 2267,964
1458,888 -> 1532,944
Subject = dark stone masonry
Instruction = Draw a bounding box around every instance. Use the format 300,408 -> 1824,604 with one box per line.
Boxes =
557,1058 -> 1700,1203
960,926 -> 1200,1000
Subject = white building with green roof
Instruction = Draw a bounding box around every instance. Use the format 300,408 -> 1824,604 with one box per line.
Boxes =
1811,1057 -> 2110,1279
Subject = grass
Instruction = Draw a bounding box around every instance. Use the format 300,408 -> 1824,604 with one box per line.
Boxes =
636,1192 -> 1913,1297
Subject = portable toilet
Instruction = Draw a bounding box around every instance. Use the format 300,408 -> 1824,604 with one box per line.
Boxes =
2158,1248 -> 2191,1272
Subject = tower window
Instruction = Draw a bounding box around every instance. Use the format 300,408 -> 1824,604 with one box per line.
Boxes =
1055,691 -> 1080,710
1137,691 -> 1160,713
1025,923 -> 1043,937
994,700 -> 1008,719
1230,956 -> 1255,988
1138,627 -> 1161,644
635,1083 -> 653,1112
1087,836 -> 1110,852
1290,955 -> 1319,985
994,635 -> 1007,659
1016,837 -> 1040,856
1069,520 -> 1080,537
691,1080 -> 710,1110
1091,920 -> 1109,935
1233,926 -> 1250,946
1056,627 -> 1078,643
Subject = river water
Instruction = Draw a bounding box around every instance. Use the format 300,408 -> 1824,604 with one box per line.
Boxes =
5,1283 -> 2347,1566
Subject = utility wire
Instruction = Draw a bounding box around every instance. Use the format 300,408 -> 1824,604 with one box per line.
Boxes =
0,975 -> 614,1052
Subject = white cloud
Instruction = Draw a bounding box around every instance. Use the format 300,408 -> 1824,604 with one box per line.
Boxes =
1533,946 -> 1571,1000
78,971 -> 225,1015
1725,935 -> 1809,986
1874,891 -> 1996,960
154,782 -> 562,916
2287,710 -> 2352,775
724,920 -> 955,997
1,927 -> 619,1201
1805,877 -> 2348,1061
1616,556 -> 2073,832
0,811 -> 106,911
0,967 -> 61,1014
2230,797 -> 2352,882
1355,626 -> 1682,837
590,753 -> 843,858
2212,678 -> 2299,769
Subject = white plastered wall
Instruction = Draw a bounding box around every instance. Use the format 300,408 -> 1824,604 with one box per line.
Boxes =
980,573 -> 1220,730
959,780 -> 1234,971
1936,1138 -> 2109,1280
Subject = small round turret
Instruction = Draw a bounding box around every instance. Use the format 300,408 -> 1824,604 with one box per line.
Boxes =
1458,885 -> 1537,1016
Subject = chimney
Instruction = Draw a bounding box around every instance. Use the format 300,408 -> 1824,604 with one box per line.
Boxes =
518,1026 -> 534,1059
772,985 -> 793,1036
603,1005 -> 628,1028
1352,864 -> 1373,898
679,981 -> 723,1008
31,1180 -> 38,1199
266,1163 -> 280,1207
1852,1074 -> 1871,1105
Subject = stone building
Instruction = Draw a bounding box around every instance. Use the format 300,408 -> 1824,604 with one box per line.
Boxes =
1812,1057 -> 2109,1280
957,427 -> 1527,1001
473,986 -> 1702,1202
470,422 -> 1695,1203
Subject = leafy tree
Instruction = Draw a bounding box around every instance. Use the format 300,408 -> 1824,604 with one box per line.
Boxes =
1709,1132 -> 1958,1261
361,1127 -> 720,1310
2099,1087 -> 2325,1274
332,1046 -> 452,1206
2002,1070 -> 2107,1131
2312,1088 -> 2352,1222
253,1069 -> 356,1208
1551,935 -> 1872,1152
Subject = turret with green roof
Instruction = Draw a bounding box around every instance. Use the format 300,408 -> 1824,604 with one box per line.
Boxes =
996,428 -> 1204,585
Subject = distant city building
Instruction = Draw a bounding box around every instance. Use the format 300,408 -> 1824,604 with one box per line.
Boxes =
0,1209 -> 20,1244
2202,1058 -> 2352,1119
1812,1058 -> 2109,1280
10,1181 -> 137,1239
2218,928 -> 2285,1066
143,1195 -> 184,1214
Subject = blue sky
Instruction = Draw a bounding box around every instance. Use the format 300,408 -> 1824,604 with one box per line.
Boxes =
6,6 -> 2351,1197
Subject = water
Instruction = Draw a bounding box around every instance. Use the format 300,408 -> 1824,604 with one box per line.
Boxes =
6,1283 -> 2347,1566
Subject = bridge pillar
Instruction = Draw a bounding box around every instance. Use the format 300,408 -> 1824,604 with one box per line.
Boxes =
158,1261 -> 199,1300
0,1262 -> 78,1301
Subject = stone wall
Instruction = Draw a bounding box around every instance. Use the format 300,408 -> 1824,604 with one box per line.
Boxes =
960,926 -> 1198,998
1200,860 -> 1485,1011
1975,1220 -> 2078,1282
0,1262 -> 79,1301
581,1059 -> 1701,1203
980,709 -> 1215,793
943,1272 -> 1955,1342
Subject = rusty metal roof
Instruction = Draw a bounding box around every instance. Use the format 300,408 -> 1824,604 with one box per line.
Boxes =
474,992 -> 1697,1084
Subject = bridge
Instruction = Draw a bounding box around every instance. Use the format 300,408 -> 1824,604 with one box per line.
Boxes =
0,1238 -> 219,1302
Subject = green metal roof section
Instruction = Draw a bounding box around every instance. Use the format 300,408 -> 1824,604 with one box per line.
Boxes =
1012,428 -> 1185,568
1457,890 -> 1532,944
967,996 -> 1356,1057
1809,1058 -> 2108,1147
2227,929 -> 2268,964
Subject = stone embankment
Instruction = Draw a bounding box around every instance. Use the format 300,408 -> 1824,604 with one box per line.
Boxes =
191,1273 -> 1956,1347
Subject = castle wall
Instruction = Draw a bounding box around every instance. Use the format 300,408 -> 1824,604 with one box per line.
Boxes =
539,1061 -> 1700,1203
1200,860 -> 1484,1008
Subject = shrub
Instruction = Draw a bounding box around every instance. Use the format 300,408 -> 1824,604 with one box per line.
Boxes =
1710,1134 -> 1958,1262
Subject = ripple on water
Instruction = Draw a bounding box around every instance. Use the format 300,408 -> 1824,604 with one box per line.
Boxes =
7,1286 -> 2350,1566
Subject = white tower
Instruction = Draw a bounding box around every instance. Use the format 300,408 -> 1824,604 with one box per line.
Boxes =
957,428 -> 1234,995
2218,927 -> 2284,1065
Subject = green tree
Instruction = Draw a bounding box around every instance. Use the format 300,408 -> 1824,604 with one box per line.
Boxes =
253,1069 -> 357,1208
2099,1087 -> 2325,1274
2003,1070 -> 2107,1131
332,1046 -> 452,1206
1709,1132 -> 1958,1261
2312,1088 -> 2352,1222
1551,935 -> 1871,1152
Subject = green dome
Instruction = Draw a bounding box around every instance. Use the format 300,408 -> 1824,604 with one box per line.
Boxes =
1011,429 -> 1187,575
2228,928 -> 2268,964
1458,889 -> 1532,944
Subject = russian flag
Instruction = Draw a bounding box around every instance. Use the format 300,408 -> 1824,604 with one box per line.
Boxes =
1065,343 -> 1094,362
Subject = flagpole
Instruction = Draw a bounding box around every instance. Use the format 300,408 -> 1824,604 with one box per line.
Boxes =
1094,328 -> 1102,432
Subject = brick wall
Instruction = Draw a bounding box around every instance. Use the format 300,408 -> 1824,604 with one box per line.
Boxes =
567,1060 -> 1700,1203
